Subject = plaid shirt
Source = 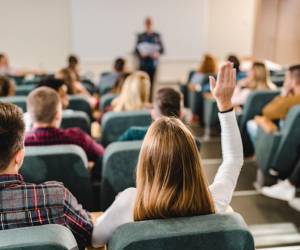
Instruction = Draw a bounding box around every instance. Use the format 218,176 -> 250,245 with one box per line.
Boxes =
0,174 -> 93,248
25,127 -> 104,161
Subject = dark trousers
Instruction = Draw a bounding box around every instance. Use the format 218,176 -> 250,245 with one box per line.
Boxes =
140,66 -> 156,101
289,157 -> 300,186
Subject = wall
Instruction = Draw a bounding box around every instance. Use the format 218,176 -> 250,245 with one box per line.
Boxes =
253,0 -> 300,65
0,0 -> 257,81
206,0 -> 257,60
0,0 -> 71,71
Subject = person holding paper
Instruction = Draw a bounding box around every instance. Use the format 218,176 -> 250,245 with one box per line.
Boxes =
135,17 -> 164,100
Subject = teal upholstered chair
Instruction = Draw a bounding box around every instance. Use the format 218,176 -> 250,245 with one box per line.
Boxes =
101,111 -> 151,146
61,110 -> 91,135
203,97 -> 219,137
69,95 -> 93,119
238,90 -> 280,156
0,225 -> 78,250
0,96 -> 27,111
99,93 -> 117,111
98,72 -> 118,95
108,213 -> 254,250
21,145 -> 94,211
15,84 -> 35,96
101,141 -> 142,210
180,70 -> 195,107
255,105 -> 300,184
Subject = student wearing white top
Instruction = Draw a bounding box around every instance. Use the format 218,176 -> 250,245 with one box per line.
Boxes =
92,62 -> 243,248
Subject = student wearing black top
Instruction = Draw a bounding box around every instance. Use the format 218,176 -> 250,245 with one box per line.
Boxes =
135,17 -> 164,100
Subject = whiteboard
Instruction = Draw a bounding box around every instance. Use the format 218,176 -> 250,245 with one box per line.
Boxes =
71,0 -> 208,62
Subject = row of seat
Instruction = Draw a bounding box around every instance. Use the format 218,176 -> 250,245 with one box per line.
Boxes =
0,213 -> 254,250
0,95 -> 152,146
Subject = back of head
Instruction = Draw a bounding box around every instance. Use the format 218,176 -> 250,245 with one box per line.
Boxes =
37,77 -> 66,92
154,88 -> 181,118
68,54 -> 79,68
134,117 -> 215,221
114,58 -> 125,73
58,68 -> 76,94
227,55 -> 240,73
288,64 -> 300,86
250,61 -> 270,90
199,54 -> 217,74
0,103 -> 25,171
0,76 -> 15,97
114,71 -> 150,111
27,87 -> 60,125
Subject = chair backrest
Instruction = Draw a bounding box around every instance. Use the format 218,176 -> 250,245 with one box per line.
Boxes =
101,111 -> 152,146
15,84 -> 35,96
271,105 -> 300,177
239,90 -> 280,156
0,224 -> 78,250
108,213 -> 254,250
21,145 -> 94,211
61,110 -> 91,135
99,93 -> 117,111
68,95 -> 93,119
98,73 -> 118,95
239,90 -> 280,129
101,141 -> 142,210
0,96 -> 27,111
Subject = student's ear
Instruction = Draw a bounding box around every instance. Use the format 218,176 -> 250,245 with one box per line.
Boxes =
15,148 -> 25,170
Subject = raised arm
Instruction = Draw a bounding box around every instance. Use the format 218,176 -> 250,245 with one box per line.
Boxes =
208,62 -> 244,213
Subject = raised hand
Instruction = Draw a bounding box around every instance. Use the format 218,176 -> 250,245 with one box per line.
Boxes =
209,62 -> 236,112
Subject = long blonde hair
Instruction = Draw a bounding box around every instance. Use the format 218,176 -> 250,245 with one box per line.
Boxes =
134,117 -> 215,221
248,62 -> 275,90
113,71 -> 150,112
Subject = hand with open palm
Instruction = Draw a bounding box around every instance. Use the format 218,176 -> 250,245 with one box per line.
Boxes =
209,62 -> 236,112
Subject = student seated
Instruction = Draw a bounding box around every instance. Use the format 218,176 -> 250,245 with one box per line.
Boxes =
92,62 -> 243,247
227,54 -> 246,81
0,102 -> 93,249
261,154 -> 300,211
112,71 -> 150,112
57,68 -> 97,108
0,76 -> 15,96
25,87 -> 104,162
246,64 -> 300,145
24,78 -> 70,131
232,61 -> 276,108
67,54 -> 80,81
189,53 -> 218,92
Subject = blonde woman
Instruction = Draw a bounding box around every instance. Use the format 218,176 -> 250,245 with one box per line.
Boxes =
112,71 -> 150,112
232,61 -> 276,106
92,62 -> 243,248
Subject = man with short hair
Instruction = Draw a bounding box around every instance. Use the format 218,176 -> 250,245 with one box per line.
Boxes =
0,102 -> 93,248
25,87 -> 104,161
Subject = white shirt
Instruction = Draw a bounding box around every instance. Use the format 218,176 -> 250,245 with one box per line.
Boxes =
92,110 -> 243,248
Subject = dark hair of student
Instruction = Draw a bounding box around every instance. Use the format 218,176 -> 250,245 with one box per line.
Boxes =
114,58 -> 125,73
227,55 -> 240,74
0,103 -> 25,170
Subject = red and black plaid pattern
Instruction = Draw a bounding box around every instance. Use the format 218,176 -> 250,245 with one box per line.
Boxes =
0,174 -> 93,248
25,127 -> 104,161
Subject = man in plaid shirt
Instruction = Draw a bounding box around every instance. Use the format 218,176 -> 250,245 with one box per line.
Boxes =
0,102 -> 93,249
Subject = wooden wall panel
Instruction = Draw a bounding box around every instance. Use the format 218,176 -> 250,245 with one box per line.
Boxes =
253,0 -> 300,64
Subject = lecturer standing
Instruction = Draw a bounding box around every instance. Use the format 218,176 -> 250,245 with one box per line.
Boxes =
135,17 -> 164,100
